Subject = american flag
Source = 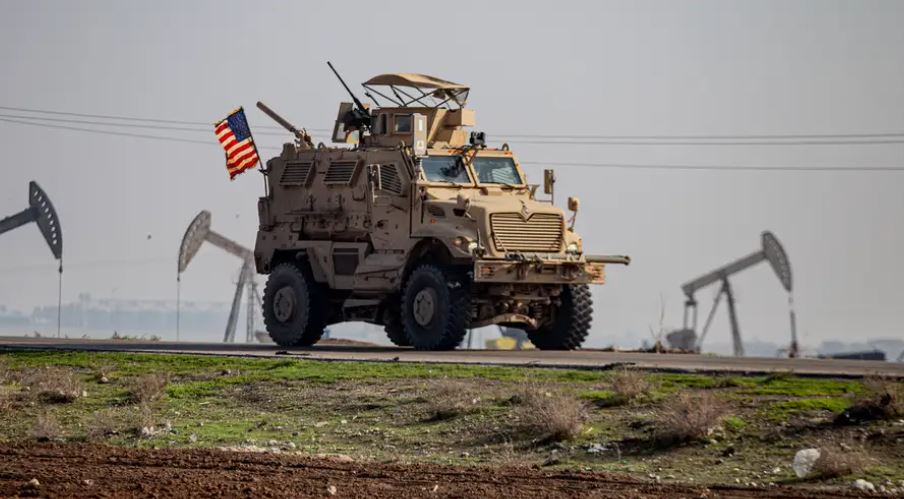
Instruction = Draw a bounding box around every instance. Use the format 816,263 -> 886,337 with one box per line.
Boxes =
214,108 -> 259,179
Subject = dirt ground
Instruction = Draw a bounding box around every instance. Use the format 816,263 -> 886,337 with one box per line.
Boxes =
0,443 -> 869,499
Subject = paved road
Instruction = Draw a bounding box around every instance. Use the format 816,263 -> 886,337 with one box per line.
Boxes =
0,336 -> 901,377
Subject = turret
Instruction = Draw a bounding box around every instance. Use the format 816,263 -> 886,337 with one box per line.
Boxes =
331,72 -> 475,150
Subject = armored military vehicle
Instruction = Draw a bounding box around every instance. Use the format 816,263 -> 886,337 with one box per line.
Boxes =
254,64 -> 629,350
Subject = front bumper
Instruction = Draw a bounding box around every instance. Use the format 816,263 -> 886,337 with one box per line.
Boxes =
473,258 -> 605,285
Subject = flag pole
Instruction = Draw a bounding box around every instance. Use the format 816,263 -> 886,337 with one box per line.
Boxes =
241,106 -> 269,198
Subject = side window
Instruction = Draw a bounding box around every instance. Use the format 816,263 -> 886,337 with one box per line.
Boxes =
393,114 -> 412,134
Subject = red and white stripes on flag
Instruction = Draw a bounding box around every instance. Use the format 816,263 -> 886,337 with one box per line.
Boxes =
214,109 -> 259,179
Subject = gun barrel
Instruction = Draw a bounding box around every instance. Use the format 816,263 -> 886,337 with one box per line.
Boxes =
327,61 -> 367,112
586,254 -> 631,265
256,101 -> 298,135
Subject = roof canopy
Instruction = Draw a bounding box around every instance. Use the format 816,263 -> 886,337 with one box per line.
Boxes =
363,73 -> 468,91
362,73 -> 470,109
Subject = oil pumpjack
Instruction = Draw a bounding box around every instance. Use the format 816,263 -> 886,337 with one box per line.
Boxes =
671,231 -> 798,357
0,181 -> 63,336
177,210 -> 259,343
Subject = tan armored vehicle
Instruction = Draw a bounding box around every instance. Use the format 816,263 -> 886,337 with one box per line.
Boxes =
254,64 -> 629,350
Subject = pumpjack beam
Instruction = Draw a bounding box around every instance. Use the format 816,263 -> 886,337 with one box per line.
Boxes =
177,210 -> 258,343
0,181 -> 63,260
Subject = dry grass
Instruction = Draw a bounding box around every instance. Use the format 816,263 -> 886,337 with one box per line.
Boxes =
812,446 -> 868,478
22,367 -> 84,404
125,403 -> 156,435
127,373 -> 169,404
425,379 -> 481,421
609,369 -> 657,404
32,412 -> 63,441
0,357 -> 11,384
511,385 -> 587,443
655,392 -> 728,444
836,377 -> 904,425
87,410 -> 119,440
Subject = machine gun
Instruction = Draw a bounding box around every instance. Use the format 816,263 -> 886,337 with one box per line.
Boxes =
256,101 -> 313,149
327,61 -> 372,131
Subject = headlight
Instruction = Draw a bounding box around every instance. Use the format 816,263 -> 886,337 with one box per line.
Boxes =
566,242 -> 580,254
467,241 -> 479,253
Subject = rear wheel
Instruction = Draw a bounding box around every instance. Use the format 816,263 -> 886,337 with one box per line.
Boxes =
262,262 -> 326,347
402,264 -> 471,351
527,284 -> 592,350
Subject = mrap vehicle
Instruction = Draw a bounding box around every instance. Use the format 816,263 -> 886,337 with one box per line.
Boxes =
253,65 -> 629,351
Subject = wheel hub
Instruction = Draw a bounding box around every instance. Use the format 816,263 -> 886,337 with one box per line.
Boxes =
272,286 -> 296,322
413,288 -> 437,327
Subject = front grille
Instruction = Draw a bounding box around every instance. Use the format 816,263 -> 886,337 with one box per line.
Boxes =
490,212 -> 563,252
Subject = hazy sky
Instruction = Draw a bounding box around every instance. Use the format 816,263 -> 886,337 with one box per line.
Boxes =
1,1 -> 902,349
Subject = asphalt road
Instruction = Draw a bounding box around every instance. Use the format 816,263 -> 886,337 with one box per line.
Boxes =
0,335 -> 901,377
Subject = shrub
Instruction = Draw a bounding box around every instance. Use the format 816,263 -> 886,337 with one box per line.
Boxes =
127,373 -> 169,404
425,379 -> 481,420
87,410 -> 119,439
609,369 -> 656,404
512,385 -> 587,443
22,367 -> 83,404
32,412 -> 63,441
812,446 -> 867,478
656,392 -> 728,443
835,378 -> 903,425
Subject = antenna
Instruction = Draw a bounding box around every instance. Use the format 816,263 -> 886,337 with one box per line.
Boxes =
177,210 -> 260,343
0,181 -> 64,337
675,231 -> 796,357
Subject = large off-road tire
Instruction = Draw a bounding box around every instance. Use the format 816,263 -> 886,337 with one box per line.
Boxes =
262,262 -> 327,347
401,264 -> 471,351
382,299 -> 411,347
527,284 -> 592,350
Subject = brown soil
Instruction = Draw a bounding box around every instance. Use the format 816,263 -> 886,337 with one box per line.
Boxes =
0,443 -> 866,498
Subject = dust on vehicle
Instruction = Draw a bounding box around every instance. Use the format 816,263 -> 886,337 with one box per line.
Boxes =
254,63 -> 629,350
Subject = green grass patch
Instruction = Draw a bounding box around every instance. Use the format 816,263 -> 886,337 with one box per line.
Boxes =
763,397 -> 851,422
722,415 -> 747,431
741,374 -> 862,398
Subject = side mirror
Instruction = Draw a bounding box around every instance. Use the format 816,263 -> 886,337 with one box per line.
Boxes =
567,196 -> 580,230
567,196 -> 580,212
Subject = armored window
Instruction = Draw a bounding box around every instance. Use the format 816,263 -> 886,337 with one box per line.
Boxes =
421,155 -> 471,184
376,164 -> 403,195
279,160 -> 314,186
323,159 -> 359,185
393,114 -> 412,133
472,157 -> 523,185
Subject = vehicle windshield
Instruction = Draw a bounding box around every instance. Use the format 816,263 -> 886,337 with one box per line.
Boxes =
421,156 -> 471,184
472,156 -> 522,185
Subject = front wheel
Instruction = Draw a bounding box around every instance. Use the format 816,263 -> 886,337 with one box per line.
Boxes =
262,262 -> 326,347
401,264 -> 471,351
382,299 -> 411,347
527,284 -> 593,350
